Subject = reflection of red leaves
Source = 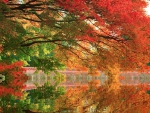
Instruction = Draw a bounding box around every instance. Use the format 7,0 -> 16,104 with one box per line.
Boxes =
119,76 -> 125,80
0,86 -> 14,96
0,61 -> 27,97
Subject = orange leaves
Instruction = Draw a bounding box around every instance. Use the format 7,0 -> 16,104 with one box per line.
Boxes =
55,82 -> 150,113
122,86 -> 150,113
76,35 -> 96,42
55,0 -> 150,73
119,85 -> 150,113
88,80 -> 100,88
98,64 -> 121,94
55,86 -> 89,112
88,67 -> 100,76
119,76 -> 125,80
96,85 -> 150,113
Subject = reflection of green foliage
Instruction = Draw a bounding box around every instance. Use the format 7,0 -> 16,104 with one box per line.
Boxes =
0,72 -> 13,86
0,82 -> 66,113
28,82 -> 65,100
27,82 -> 66,112
0,95 -> 25,113
53,71 -> 66,84
0,2 -> 10,12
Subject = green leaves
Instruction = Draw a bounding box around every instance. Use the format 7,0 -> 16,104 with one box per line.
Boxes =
147,62 -> 150,66
146,90 -> 150,94
30,57 -> 65,74
121,34 -> 131,40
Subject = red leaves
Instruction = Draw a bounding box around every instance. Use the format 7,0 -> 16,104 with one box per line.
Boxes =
57,0 -> 147,26
58,0 -> 87,13
1,0 -> 8,4
0,86 -> 14,96
0,61 -> 28,97
56,0 -> 150,72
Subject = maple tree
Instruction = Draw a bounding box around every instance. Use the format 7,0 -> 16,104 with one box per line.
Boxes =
0,0 -> 149,74
0,1 -> 149,113
56,0 -> 150,72
0,1 -> 66,73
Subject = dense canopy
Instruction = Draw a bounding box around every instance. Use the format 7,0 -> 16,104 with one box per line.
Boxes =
0,0 -> 150,74
0,0 -> 150,112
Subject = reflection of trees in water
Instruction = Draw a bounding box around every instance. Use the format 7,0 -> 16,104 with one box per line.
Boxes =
0,74 -> 5,83
25,69 -> 150,89
55,85 -> 150,113
25,70 -> 107,89
120,72 -> 150,85
22,69 -> 150,113
0,82 -> 66,113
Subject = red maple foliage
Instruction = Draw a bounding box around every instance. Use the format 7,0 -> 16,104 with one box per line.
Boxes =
0,61 -> 28,97
0,0 -> 8,4
56,0 -> 150,71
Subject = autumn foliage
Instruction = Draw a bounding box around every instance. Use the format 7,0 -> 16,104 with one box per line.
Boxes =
55,84 -> 150,113
0,0 -> 149,74
0,1 -> 150,113
0,0 -> 8,4
49,0 -> 150,73
0,61 -> 28,97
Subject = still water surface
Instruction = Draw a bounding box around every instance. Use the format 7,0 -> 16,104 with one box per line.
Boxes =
24,68 -> 150,90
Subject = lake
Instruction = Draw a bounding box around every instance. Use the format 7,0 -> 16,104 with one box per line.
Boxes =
24,67 -> 150,90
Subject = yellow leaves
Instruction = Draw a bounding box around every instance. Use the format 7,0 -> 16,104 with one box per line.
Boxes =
105,63 -> 121,76
101,85 -> 150,113
104,64 -> 121,93
76,106 -> 83,113
23,60 -> 29,66
55,87 -> 87,108
55,83 -> 150,113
